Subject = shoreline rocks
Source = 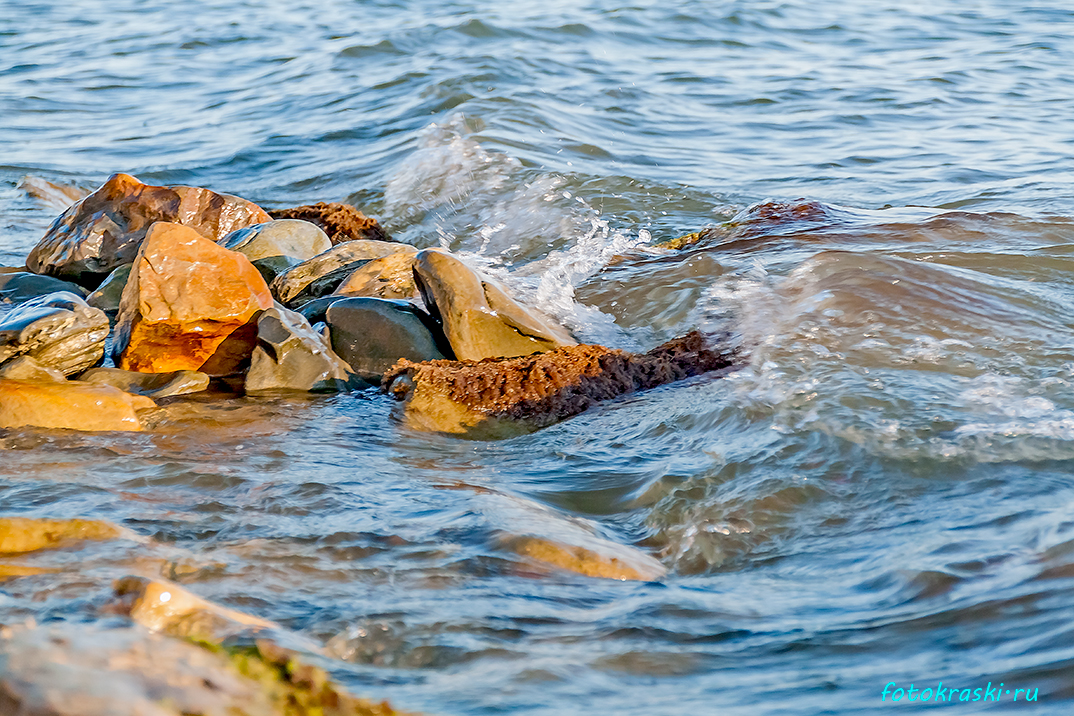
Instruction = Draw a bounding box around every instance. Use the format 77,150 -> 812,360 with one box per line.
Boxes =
246,305 -> 364,393
270,240 -> 417,307
0,292 -> 109,375
0,379 -> 155,431
325,297 -> 448,383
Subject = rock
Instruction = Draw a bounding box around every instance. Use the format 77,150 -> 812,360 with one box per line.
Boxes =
326,298 -> 447,383
505,535 -> 666,581
26,172 -> 271,286
333,251 -> 419,301
0,379 -> 155,431
113,222 -> 274,375
218,220 -> 332,284
269,202 -> 391,244
246,306 -> 362,393
384,331 -> 734,438
0,356 -> 67,382
412,249 -> 575,361
0,292 -> 109,375
0,272 -> 87,304
79,367 -> 210,398
270,240 -> 417,307
0,517 -> 128,554
18,174 -> 89,210
294,295 -> 344,325
85,263 -> 133,313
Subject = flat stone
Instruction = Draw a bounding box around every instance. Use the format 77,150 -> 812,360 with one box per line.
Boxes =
113,222 -> 274,375
333,251 -> 419,300
0,378 -> 155,431
412,249 -> 575,361
326,298 -> 447,383
0,272 -> 87,304
0,356 -> 67,382
219,219 -> 332,262
0,517 -> 127,554
384,331 -> 734,438
79,367 -> 210,398
246,306 -> 362,393
85,263 -> 133,313
270,240 -> 417,307
26,172 -> 271,287
0,292 -> 109,375
18,174 -> 89,210
269,202 -> 391,244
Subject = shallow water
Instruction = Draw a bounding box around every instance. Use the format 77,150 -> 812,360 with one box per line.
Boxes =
3,0 -> 1074,713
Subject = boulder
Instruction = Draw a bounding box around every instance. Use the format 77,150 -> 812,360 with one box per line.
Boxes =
85,263 -> 133,313
412,249 -> 575,361
269,202 -> 391,244
113,222 -> 274,375
0,292 -> 109,375
0,379 -> 154,431
326,298 -> 447,383
0,356 -> 66,382
333,251 -> 419,301
0,272 -> 87,304
246,306 -> 362,393
26,172 -> 271,286
79,367 -> 210,398
270,240 -> 416,307
0,517 -> 127,554
384,331 -> 734,438
218,219 -> 332,284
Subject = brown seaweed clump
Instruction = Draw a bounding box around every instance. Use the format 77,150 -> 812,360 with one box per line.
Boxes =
384,331 -> 734,437
269,202 -> 391,244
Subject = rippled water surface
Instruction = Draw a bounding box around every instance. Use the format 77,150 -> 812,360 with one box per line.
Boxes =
3,1 -> 1074,713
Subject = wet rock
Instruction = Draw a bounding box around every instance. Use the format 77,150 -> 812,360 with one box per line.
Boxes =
505,535 -> 666,581
412,249 -> 575,361
0,379 -> 155,431
295,295 -> 344,325
18,174 -> 89,210
113,222 -> 274,375
0,292 -> 109,375
269,202 -> 391,244
384,331 -> 734,438
0,517 -> 128,554
0,356 -> 67,382
0,272 -> 87,304
219,219 -> 332,285
326,298 -> 447,383
270,240 -> 417,307
85,263 -> 132,313
79,367 -> 210,398
26,172 -> 271,286
246,306 -> 362,393
333,251 -> 420,300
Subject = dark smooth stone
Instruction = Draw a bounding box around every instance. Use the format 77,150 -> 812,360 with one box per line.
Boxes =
85,263 -> 132,313
326,297 -> 449,383
0,272 -> 87,304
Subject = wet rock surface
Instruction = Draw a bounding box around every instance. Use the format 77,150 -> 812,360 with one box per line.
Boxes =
385,331 -> 734,437
113,222 -> 274,375
26,173 -> 271,286
269,202 -> 391,244
0,517 -> 127,554
0,356 -> 67,382
270,240 -> 417,307
0,292 -> 109,375
0,272 -> 87,304
412,249 -> 575,361
333,251 -> 419,301
79,367 -> 210,398
219,219 -> 333,286
246,306 -> 362,393
85,263 -> 133,313
0,378 -> 155,431
326,298 -> 447,383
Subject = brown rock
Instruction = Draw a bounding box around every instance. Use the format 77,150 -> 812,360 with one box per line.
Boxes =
27,173 -> 271,286
0,517 -> 126,554
269,202 -> 391,244
333,251 -> 419,300
270,240 -> 416,307
0,379 -> 155,431
384,331 -> 733,437
113,222 -> 274,375
505,536 -> 666,581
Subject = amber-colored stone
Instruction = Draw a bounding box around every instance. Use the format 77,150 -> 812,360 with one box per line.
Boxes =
27,173 -> 270,286
269,202 -> 391,244
113,222 -> 274,375
333,251 -> 419,300
0,517 -> 126,554
506,536 -> 666,581
0,379 -> 155,431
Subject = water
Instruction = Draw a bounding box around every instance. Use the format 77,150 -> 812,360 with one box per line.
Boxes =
3,0 -> 1074,712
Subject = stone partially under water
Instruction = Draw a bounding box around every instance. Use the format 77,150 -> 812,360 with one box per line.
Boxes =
0,291 -> 109,375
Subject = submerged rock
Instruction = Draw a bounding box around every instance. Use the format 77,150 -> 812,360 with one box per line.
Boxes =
0,272 -> 87,304
269,202 -> 391,244
326,298 -> 447,383
384,331 -> 734,438
0,379 -> 154,431
113,222 -> 274,375
26,172 -> 271,286
0,517 -> 127,554
0,291 -> 109,375
505,535 -> 666,581
80,366 -> 210,398
270,240 -> 417,307
412,249 -> 575,361
246,306 -> 362,393
333,251 -> 419,301
85,263 -> 133,313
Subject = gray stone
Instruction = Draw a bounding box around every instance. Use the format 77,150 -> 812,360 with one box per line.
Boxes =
85,263 -> 132,313
326,297 -> 449,383
246,305 -> 364,393
270,240 -> 417,307
250,255 -> 302,285
0,272 -> 87,304
218,219 -> 331,262
79,367 -> 210,398
0,292 -> 109,375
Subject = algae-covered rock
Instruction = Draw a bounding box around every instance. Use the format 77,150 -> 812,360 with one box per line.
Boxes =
79,366 -> 210,398
0,292 -> 109,375
326,297 -> 447,383
271,241 -> 417,307
0,379 -> 155,431
0,517 -> 127,554
269,202 -> 391,244
246,305 -> 362,393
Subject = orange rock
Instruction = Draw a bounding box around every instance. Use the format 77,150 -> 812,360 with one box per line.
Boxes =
0,379 -> 155,431
113,222 -> 274,375
27,173 -> 270,285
